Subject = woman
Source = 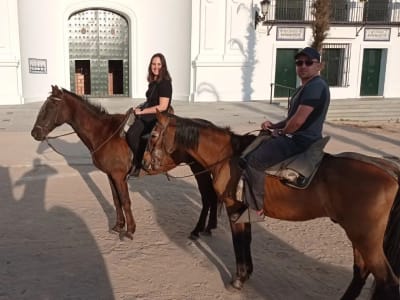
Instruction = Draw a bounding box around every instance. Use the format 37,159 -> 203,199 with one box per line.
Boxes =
126,53 -> 172,177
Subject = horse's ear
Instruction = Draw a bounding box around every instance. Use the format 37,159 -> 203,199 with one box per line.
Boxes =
53,85 -> 63,96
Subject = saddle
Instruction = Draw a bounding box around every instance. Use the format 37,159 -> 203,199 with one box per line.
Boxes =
264,136 -> 330,189
120,108 -> 135,138
120,106 -> 175,138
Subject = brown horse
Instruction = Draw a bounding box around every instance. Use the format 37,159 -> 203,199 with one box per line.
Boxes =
143,111 -> 400,300
31,85 -> 217,240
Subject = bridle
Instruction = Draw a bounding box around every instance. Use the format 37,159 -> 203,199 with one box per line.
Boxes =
34,96 -> 63,137
147,117 -> 235,179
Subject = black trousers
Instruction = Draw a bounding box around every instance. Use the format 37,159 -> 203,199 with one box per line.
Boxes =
126,115 -> 156,167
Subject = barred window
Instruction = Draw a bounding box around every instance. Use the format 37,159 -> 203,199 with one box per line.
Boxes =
331,0 -> 348,22
321,44 -> 351,87
275,0 -> 305,21
364,0 -> 390,22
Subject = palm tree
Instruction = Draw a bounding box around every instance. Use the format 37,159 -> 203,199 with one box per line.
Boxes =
311,0 -> 331,52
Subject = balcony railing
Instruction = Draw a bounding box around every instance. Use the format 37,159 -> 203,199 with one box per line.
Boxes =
261,0 -> 400,25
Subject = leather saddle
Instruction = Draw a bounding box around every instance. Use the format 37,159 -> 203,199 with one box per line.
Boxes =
264,136 -> 330,189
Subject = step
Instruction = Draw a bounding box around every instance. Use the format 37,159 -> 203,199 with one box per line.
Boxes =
271,98 -> 400,121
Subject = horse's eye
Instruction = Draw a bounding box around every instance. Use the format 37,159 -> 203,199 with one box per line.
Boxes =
151,131 -> 159,139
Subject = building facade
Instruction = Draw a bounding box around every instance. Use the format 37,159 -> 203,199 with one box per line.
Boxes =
1,0 -> 400,105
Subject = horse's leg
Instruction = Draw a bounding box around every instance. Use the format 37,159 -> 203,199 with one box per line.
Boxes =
341,246 -> 370,300
348,231 -> 399,300
229,217 -> 253,289
369,255 -> 399,300
206,189 -> 218,232
188,162 -> 218,239
108,175 -> 125,233
368,251 -> 399,300
110,173 -> 136,239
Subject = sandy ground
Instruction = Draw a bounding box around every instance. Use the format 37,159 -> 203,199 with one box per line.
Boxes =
1,102 -> 400,300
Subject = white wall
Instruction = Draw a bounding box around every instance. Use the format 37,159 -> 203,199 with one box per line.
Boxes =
191,0 -> 256,102
0,0 -> 22,104
4,0 -> 400,104
191,0 -> 400,102
17,0 -> 191,103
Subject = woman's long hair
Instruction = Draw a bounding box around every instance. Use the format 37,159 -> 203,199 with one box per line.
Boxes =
147,53 -> 172,83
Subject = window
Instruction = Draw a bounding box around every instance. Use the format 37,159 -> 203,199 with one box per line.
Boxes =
321,44 -> 351,87
331,0 -> 348,22
275,0 -> 305,21
364,0 -> 390,22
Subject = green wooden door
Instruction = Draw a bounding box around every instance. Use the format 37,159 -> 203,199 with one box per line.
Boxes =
360,49 -> 382,96
274,49 -> 297,98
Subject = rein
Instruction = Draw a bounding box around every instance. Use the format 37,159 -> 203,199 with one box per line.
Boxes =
158,129 -> 261,180
88,116 -> 127,154
162,156 -> 231,180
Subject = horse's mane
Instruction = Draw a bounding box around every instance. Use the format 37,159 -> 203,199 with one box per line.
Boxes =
173,114 -> 255,154
61,88 -> 109,116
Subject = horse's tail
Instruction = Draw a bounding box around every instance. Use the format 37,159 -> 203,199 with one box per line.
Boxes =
384,186 -> 400,277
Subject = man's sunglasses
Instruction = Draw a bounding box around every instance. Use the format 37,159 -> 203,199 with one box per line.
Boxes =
295,60 -> 319,67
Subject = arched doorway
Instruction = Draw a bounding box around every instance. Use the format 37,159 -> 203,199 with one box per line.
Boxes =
68,9 -> 129,97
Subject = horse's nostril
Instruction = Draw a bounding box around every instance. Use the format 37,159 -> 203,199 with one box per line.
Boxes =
31,129 -> 38,139
31,127 -> 45,141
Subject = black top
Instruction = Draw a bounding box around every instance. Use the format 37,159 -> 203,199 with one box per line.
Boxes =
287,76 -> 330,145
145,80 -> 172,108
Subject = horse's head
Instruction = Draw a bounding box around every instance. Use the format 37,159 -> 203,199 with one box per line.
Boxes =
31,85 -> 69,141
143,110 -> 178,172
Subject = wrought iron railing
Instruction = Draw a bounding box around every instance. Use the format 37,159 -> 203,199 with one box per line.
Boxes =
261,0 -> 400,25
270,83 -> 296,108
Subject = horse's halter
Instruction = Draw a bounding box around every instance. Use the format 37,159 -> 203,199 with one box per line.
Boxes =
34,95 -> 63,137
147,118 -> 177,170
146,116 -> 234,177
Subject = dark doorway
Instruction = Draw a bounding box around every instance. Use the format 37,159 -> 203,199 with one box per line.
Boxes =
360,49 -> 383,96
108,60 -> 124,95
75,60 -> 91,95
274,49 -> 297,98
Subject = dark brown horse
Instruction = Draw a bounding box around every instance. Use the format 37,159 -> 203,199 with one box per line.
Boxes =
143,111 -> 400,300
31,85 -> 217,239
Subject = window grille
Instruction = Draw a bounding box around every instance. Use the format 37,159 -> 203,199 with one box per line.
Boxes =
321,43 -> 351,87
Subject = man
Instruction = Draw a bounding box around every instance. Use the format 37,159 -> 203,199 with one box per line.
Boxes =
232,47 -> 330,222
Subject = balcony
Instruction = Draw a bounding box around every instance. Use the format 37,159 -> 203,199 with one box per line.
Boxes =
260,0 -> 400,25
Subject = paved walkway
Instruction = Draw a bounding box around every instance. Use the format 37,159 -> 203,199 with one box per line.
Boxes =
1,98 -> 399,169
0,98 -> 399,300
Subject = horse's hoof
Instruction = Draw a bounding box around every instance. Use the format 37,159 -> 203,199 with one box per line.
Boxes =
124,231 -> 134,240
112,225 -> 124,233
231,278 -> 243,290
189,232 -> 200,240
202,230 -> 212,236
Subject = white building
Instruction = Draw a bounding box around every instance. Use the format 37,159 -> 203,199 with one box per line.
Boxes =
1,0 -> 400,105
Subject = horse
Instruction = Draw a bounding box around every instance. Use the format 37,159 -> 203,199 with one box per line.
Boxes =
31,85 -> 218,240
142,110 -> 400,300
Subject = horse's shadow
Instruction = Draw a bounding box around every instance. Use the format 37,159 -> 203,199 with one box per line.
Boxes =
0,160 -> 113,299
130,174 -> 373,300
36,139 -> 116,229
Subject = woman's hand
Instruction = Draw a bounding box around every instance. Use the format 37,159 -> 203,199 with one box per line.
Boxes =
261,120 -> 273,130
134,108 -> 142,115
